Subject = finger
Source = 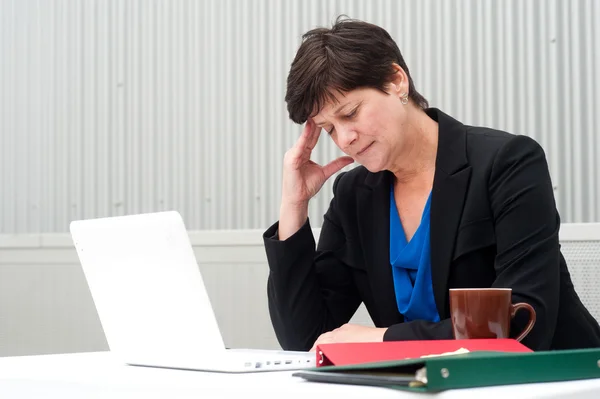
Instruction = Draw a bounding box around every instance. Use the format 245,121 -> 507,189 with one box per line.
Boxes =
306,120 -> 322,150
309,337 -> 320,352
322,156 -> 355,180
310,332 -> 326,352
285,133 -> 316,163
294,119 -> 316,150
287,148 -> 316,170
310,332 -> 332,352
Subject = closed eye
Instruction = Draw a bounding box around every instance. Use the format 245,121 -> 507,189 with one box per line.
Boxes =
325,104 -> 360,134
344,108 -> 358,119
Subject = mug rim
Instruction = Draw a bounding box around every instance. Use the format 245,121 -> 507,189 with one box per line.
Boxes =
449,288 -> 512,291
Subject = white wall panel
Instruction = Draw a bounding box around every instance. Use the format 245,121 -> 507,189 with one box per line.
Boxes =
1,0 -> 599,233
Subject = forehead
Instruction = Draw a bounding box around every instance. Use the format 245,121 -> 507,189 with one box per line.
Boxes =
311,88 -> 372,121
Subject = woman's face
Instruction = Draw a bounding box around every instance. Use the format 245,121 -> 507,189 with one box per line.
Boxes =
312,83 -> 411,173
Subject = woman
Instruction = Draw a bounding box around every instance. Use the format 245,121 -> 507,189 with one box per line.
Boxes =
263,17 -> 600,351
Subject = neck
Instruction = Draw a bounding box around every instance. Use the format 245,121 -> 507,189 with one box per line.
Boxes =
389,108 -> 438,185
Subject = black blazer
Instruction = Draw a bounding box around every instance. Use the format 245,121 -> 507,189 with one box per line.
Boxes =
263,108 -> 600,351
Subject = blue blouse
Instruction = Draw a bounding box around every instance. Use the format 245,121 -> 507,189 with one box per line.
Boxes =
389,188 -> 440,323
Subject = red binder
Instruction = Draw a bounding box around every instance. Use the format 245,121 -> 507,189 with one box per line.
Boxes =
315,339 -> 532,367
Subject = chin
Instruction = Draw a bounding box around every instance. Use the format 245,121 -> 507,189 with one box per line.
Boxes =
360,160 -> 386,173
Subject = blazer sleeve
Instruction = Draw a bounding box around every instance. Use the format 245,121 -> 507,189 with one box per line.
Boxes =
383,319 -> 454,341
264,173 -> 362,351
486,134 -> 560,350
383,135 -> 560,347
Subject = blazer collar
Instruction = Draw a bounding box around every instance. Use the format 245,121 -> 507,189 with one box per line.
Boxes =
427,108 -> 469,175
428,108 -> 471,318
357,108 -> 471,321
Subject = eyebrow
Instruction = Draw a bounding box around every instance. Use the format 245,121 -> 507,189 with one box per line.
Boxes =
334,102 -> 354,115
314,102 -> 356,126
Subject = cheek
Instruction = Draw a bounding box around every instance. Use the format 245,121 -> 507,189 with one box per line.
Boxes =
380,99 -> 406,132
359,107 -> 395,138
356,109 -> 384,135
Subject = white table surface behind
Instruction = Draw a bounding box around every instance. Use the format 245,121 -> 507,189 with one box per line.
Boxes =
1,352 -> 600,399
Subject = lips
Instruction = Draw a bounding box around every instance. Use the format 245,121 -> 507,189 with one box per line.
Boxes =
357,142 -> 374,156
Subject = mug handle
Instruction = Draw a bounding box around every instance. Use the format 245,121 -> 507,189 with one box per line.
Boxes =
511,302 -> 537,342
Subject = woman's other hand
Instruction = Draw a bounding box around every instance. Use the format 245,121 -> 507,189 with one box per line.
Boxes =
309,324 -> 388,352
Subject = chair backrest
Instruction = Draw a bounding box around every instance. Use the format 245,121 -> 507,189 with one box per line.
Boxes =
559,223 -> 600,323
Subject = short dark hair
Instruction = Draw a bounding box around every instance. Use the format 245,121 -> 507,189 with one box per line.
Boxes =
285,16 -> 429,124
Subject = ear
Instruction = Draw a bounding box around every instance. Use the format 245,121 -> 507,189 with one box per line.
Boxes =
388,63 -> 409,96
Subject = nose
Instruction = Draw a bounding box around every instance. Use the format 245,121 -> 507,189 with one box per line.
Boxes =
336,126 -> 358,150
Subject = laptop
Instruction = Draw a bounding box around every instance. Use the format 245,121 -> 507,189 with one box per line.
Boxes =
69,210 -> 315,372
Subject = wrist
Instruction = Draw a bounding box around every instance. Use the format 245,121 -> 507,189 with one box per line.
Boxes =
280,199 -> 309,215
378,327 -> 388,341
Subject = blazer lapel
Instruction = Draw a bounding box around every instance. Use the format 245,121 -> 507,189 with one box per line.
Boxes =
356,171 -> 403,326
354,109 -> 471,324
428,109 -> 472,318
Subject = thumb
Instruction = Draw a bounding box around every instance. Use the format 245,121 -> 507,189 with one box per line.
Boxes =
322,156 -> 354,180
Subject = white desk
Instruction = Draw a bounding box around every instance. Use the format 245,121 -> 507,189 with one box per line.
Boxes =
1,351 -> 600,398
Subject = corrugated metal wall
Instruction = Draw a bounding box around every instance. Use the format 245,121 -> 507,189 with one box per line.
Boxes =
1,0 -> 599,233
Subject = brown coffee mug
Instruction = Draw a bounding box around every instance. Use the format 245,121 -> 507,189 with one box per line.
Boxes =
449,288 -> 536,341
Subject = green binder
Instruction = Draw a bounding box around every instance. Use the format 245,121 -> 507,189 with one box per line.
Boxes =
293,348 -> 600,392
